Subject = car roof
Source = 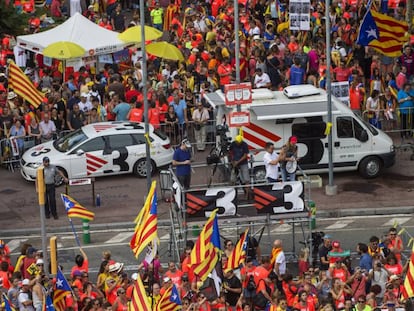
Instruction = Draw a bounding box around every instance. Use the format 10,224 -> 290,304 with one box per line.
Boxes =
82,122 -> 149,137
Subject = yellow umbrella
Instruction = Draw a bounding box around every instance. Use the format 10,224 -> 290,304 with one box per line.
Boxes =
43,41 -> 86,59
118,26 -> 163,43
146,42 -> 184,62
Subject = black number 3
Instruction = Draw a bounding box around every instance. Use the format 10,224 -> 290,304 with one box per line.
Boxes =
31,148 -> 51,157
112,147 -> 129,171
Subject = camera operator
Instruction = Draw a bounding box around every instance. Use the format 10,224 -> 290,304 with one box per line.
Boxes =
368,261 -> 390,302
229,135 -> 250,199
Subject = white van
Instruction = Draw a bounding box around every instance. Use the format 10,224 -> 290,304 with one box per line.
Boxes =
204,84 -> 395,178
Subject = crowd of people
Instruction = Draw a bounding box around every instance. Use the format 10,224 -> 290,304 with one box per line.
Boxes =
0,226 -> 412,311
1,0 -> 414,162
1,0 -> 414,309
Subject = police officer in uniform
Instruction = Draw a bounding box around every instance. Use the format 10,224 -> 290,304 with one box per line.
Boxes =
42,157 -> 68,219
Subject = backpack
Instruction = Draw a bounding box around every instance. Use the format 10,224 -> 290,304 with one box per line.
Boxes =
247,275 -> 256,291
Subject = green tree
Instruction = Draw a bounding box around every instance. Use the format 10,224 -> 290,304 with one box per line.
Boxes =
0,2 -> 29,36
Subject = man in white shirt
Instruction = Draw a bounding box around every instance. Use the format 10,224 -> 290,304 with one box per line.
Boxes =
254,68 -> 271,89
263,142 -> 280,183
272,239 -> 286,277
192,102 -> 210,151
39,113 -> 56,142
78,93 -> 93,116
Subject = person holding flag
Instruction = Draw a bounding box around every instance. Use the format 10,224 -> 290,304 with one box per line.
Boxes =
53,268 -> 72,311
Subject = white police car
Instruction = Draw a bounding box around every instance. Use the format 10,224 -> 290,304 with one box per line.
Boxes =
21,122 -> 174,181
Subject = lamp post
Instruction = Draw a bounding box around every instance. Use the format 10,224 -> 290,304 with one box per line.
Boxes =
325,0 -> 337,196
139,0 -> 152,191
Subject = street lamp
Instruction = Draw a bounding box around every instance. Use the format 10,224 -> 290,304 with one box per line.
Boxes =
325,0 -> 337,196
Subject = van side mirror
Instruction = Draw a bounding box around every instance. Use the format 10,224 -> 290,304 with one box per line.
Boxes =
76,149 -> 85,156
360,130 -> 368,142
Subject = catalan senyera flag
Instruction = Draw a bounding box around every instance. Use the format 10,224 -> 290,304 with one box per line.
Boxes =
356,3 -> 408,57
53,268 -> 72,311
155,284 -> 181,311
224,228 -> 249,270
8,61 -> 44,109
129,277 -> 152,311
61,194 -> 95,221
189,209 -> 221,282
130,181 -> 158,258
402,244 -> 414,299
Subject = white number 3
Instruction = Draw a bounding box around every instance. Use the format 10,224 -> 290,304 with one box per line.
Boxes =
204,188 -> 237,217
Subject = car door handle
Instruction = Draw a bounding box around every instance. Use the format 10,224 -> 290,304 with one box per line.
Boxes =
325,142 -> 340,147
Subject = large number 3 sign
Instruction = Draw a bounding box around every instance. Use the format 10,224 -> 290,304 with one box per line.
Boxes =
253,181 -> 305,214
185,187 -> 237,218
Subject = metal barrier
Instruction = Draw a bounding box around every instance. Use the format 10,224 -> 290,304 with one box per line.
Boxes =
166,157 -> 312,264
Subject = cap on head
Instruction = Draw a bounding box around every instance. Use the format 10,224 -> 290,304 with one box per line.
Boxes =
182,139 -> 191,148
22,279 -> 30,286
235,135 -> 243,143
43,156 -> 50,163
332,241 -> 340,248
289,136 -> 298,144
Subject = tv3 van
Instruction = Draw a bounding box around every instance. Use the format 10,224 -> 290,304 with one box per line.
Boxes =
204,84 -> 395,179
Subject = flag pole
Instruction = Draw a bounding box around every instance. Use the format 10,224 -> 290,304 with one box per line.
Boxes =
68,218 -> 82,248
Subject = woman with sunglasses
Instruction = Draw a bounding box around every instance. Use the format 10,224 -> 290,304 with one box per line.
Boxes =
111,287 -> 128,311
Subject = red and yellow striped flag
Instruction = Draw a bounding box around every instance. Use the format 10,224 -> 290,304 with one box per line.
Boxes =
189,209 -> 221,282
402,244 -> 414,299
368,11 -> 409,57
130,181 -> 158,258
129,277 -> 152,311
61,194 -> 95,221
8,61 -> 44,108
224,228 -> 249,270
155,284 -> 181,311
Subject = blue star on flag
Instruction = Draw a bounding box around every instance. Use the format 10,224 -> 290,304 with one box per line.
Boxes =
170,285 -> 181,305
357,9 -> 380,46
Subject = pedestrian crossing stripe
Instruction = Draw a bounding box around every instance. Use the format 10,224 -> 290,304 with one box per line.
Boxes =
104,232 -> 133,244
324,220 -> 354,229
382,217 -> 411,227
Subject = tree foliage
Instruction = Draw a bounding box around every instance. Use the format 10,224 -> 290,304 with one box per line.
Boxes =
0,2 -> 29,36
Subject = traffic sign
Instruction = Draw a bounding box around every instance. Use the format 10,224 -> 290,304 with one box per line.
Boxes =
224,83 -> 252,106
229,111 -> 250,127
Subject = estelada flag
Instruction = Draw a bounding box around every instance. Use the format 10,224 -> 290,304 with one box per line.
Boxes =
61,193 -> 95,221
8,61 -> 44,108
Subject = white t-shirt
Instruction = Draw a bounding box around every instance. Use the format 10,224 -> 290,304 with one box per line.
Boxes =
78,100 -> 93,113
254,73 -> 271,88
275,251 -> 286,275
263,150 -> 280,180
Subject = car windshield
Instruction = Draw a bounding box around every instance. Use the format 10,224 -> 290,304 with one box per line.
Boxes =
54,129 -> 88,152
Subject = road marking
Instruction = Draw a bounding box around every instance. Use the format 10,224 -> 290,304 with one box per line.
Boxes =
271,224 -> 292,233
160,233 -> 170,241
6,239 -> 28,252
104,232 -> 133,244
382,217 -> 411,227
324,220 -> 354,230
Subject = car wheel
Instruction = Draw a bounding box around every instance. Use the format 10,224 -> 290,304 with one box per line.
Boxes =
55,167 -> 68,187
254,166 -> 266,182
133,158 -> 156,178
358,156 -> 382,178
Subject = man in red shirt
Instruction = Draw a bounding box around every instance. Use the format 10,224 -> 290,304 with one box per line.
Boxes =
253,257 -> 274,309
333,61 -> 351,82
217,58 -> 233,90
164,262 -> 183,287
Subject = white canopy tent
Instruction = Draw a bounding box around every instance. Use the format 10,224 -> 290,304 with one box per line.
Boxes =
17,12 -> 132,57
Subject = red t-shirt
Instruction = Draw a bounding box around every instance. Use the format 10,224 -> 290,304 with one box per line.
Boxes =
71,259 -> 89,279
